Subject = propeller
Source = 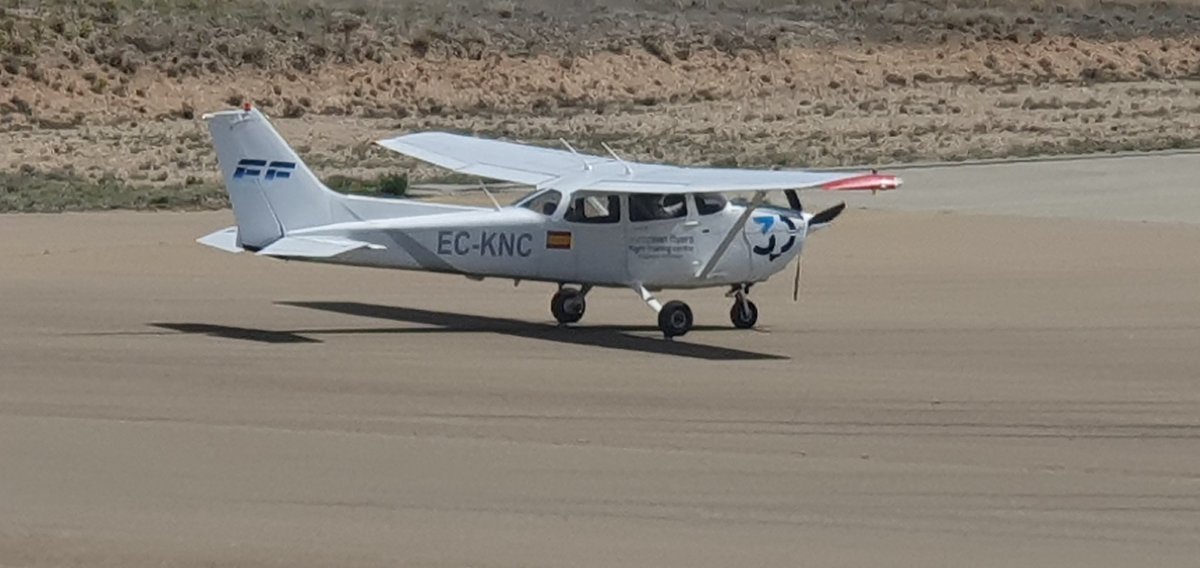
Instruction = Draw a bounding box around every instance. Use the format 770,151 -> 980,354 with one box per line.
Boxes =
785,165 -> 895,300
809,202 -> 846,226
784,189 -> 803,301
791,255 -> 803,302
784,189 -> 802,212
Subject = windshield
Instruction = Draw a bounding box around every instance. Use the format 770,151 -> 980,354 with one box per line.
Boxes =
695,193 -> 728,215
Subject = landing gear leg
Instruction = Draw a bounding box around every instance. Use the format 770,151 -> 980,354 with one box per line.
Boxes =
634,284 -> 693,339
728,283 -> 758,329
551,284 -> 591,325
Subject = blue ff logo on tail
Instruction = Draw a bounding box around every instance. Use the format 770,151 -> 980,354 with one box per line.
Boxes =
233,159 -> 296,181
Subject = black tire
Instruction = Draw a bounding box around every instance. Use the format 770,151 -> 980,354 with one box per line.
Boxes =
657,300 -> 694,338
730,299 -> 758,329
551,288 -> 586,324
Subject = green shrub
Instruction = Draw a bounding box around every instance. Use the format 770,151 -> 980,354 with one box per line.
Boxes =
376,172 -> 408,196
325,172 -> 408,197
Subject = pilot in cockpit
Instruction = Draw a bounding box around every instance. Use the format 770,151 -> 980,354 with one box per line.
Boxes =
629,193 -> 687,221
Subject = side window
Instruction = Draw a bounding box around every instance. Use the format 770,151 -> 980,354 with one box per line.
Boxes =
629,193 -> 688,222
695,193 -> 728,215
565,194 -> 621,224
518,189 -> 562,216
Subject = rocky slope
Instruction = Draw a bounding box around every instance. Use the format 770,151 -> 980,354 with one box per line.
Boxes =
2,0 -> 1199,208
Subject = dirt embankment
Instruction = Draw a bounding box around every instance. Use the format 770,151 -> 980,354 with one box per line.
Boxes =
1,0 -> 1200,209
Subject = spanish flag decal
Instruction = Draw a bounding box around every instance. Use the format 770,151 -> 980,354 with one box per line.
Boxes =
546,230 -> 572,250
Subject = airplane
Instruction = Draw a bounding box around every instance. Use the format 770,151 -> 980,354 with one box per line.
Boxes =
198,105 -> 900,338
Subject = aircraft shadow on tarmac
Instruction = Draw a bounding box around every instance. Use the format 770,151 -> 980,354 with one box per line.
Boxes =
150,301 -> 786,361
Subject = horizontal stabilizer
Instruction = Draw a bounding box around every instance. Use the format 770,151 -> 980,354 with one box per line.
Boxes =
256,236 -> 385,259
197,226 -> 243,253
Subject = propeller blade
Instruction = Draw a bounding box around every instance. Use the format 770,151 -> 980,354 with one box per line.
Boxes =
784,189 -> 802,211
792,257 -> 803,302
809,202 -> 846,226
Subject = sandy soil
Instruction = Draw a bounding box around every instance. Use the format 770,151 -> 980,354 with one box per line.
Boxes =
2,155 -> 1199,566
3,0 -> 1200,195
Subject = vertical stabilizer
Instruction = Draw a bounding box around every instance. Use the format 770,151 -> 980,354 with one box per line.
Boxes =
203,108 -> 343,249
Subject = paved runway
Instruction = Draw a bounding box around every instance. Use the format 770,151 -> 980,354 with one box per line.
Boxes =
874,151 -> 1200,224
2,154 -> 1200,567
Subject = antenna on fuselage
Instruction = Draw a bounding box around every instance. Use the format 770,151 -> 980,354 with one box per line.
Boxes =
600,142 -> 633,176
478,179 -> 502,211
559,138 -> 592,171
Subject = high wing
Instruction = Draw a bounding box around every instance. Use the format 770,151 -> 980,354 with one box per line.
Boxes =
376,132 -> 900,194
377,132 -> 596,187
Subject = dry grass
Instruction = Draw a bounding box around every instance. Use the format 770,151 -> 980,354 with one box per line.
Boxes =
2,0 -> 1200,209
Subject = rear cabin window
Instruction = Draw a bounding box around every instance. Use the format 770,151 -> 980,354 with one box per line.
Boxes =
695,193 -> 728,215
629,193 -> 688,222
518,189 -> 563,216
565,194 -> 621,224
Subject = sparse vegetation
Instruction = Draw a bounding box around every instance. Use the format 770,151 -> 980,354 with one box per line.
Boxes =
3,0 -> 1200,211
0,169 -> 415,212
326,172 -> 409,197
0,169 -> 226,212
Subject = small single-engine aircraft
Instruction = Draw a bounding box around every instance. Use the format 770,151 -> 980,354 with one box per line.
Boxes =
199,105 -> 900,337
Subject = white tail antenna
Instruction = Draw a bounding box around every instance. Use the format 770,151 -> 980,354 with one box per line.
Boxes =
559,138 -> 592,171
478,179 -> 502,211
601,142 -> 633,176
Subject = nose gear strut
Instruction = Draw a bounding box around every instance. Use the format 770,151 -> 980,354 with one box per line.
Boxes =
727,284 -> 759,329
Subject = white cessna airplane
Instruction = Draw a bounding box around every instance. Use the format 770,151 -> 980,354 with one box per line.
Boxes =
199,106 -> 900,338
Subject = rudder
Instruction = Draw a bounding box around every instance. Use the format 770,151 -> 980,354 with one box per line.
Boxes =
204,107 -> 343,249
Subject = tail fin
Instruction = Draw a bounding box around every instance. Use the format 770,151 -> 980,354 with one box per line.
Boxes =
203,107 -> 344,249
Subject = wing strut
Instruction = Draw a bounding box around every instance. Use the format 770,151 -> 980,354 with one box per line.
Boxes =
696,190 -> 767,279
477,179 -> 502,211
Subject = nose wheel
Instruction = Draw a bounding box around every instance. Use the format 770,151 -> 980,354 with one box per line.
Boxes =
728,284 -> 758,329
730,299 -> 758,328
551,286 -> 588,324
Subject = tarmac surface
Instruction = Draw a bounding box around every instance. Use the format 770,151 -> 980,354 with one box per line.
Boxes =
2,154 -> 1200,567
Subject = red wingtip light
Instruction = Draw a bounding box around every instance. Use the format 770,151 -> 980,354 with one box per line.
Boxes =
242,101 -> 252,112
820,173 -> 902,192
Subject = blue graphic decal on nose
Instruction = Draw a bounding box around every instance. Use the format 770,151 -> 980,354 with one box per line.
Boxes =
751,214 -> 798,261
752,216 -> 775,234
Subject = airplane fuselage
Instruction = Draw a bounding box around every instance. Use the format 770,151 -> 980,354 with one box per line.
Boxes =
287,200 -> 809,289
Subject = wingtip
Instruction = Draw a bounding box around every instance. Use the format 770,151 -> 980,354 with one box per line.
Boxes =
820,173 -> 902,192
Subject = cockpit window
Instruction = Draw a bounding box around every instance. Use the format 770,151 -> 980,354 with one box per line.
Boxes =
629,193 -> 688,222
565,193 -> 621,224
517,189 -> 563,216
695,193 -> 728,215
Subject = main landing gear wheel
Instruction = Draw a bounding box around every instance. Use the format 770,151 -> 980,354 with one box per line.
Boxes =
551,288 -> 586,324
730,299 -> 758,329
658,300 -> 694,338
